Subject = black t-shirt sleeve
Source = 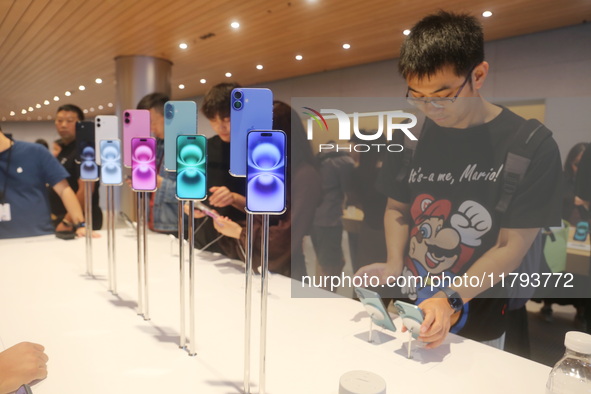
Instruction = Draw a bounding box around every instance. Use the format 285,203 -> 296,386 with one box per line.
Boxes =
376,131 -> 410,203
501,136 -> 563,228
575,145 -> 591,201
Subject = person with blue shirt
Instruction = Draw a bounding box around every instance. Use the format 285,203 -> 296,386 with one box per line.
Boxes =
0,126 -> 85,239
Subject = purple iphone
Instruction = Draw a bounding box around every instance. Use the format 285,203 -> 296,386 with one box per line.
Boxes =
131,137 -> 157,191
246,130 -> 286,214
123,109 -> 150,167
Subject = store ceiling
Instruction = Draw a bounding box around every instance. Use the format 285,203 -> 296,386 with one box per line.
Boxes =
1,0 -> 590,122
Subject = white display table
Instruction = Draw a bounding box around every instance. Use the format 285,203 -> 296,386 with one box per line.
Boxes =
0,230 -> 550,393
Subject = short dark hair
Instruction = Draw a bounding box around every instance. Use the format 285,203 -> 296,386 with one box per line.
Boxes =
137,92 -> 169,114
398,11 -> 484,80
201,82 -> 241,120
57,104 -> 84,121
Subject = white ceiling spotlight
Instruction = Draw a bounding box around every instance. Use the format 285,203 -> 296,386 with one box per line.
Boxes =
483,11 -> 493,18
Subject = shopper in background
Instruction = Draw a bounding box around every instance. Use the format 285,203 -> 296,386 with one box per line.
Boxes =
136,93 -> 179,234
213,101 -> 322,278
356,11 -> 562,349
311,141 -> 355,281
0,126 -> 86,238
191,82 -> 247,254
0,342 -> 48,394
49,104 -> 102,230
574,142 -> 591,334
51,139 -> 62,158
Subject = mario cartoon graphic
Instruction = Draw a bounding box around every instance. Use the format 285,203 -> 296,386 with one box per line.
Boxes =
401,194 -> 492,332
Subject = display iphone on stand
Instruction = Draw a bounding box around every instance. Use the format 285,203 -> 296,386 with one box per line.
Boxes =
245,130 -> 286,214
164,101 -> 197,172
229,88 -> 273,177
176,135 -> 207,200
95,115 -> 118,165
131,137 -> 157,192
100,139 -> 123,185
123,110 -> 150,168
76,121 -> 99,181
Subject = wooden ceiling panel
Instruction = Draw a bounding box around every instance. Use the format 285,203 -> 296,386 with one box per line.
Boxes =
1,0 -> 590,121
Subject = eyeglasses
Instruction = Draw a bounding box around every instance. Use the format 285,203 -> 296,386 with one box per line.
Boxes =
405,67 -> 475,109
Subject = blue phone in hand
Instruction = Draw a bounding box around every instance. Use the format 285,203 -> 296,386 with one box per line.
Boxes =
354,287 -> 397,332
394,300 -> 424,339
245,130 -> 286,214
230,88 -> 273,177
164,101 -> 197,172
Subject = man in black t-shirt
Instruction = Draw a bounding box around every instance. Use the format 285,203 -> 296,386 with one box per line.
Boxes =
356,11 -> 562,348
49,104 -> 102,230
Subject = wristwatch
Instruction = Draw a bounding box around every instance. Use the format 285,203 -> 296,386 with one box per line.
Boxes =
441,287 -> 464,312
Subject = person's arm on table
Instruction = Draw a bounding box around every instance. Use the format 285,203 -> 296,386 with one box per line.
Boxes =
354,197 -> 411,280
418,227 -> 539,348
53,179 -> 86,237
0,342 -> 48,394
208,186 -> 246,212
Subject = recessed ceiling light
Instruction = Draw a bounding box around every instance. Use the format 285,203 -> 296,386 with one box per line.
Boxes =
95,78 -> 102,84
200,79 -> 206,84
256,64 -> 263,70
295,55 -> 303,61
44,100 -> 50,105
37,116 -> 42,120
342,43 -> 351,49
35,104 -> 41,109
179,84 -> 185,89
79,85 -> 86,91
403,29 -> 411,36
65,91 -> 72,96
1,117 -> 5,121
90,107 -> 95,112
225,72 -> 232,77
179,42 -> 188,49
53,96 -> 60,101
21,109 -> 27,114
10,111 -> 15,116
482,11 -> 492,18
107,103 -> 113,108
47,115 -> 52,120
28,107 -> 33,112
98,105 -> 104,110
83,109 -> 89,114
230,21 -> 240,29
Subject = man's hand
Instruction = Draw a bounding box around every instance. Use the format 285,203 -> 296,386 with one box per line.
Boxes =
416,296 -> 454,349
0,342 -> 48,394
213,216 -> 242,239
208,186 -> 235,208
354,263 -> 401,286
183,202 -> 206,218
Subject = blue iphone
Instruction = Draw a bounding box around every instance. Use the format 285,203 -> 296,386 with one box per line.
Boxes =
176,135 -> 207,200
131,137 -> 157,192
394,300 -> 425,339
100,139 -> 123,185
246,130 -> 286,214
230,88 -> 273,177
122,109 -> 150,168
354,288 -> 397,332
164,101 -> 197,172
95,115 -> 118,166
76,121 -> 99,181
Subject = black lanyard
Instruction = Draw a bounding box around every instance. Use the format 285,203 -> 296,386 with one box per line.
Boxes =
0,140 -> 14,203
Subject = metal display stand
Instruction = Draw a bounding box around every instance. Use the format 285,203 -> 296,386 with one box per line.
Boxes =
244,213 -> 254,393
259,214 -> 270,394
136,191 -> 150,320
84,181 -> 94,276
178,201 -> 186,350
106,185 -> 117,295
